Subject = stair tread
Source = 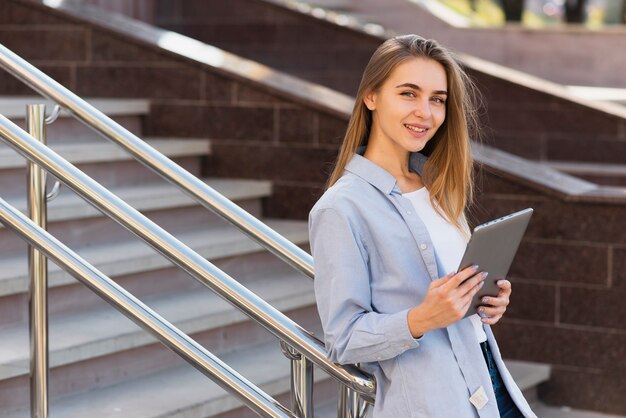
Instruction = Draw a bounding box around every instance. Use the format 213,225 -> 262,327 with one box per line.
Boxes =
532,403 -> 626,418
0,138 -> 210,169
2,177 -> 272,224
504,359 -> 551,391
0,254 -> 314,381
3,343 -> 551,417
6,338 -> 327,418
0,96 -> 150,119
0,218 -> 309,296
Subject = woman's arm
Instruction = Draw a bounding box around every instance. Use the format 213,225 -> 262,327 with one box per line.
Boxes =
310,207 -> 488,364
310,207 -> 420,365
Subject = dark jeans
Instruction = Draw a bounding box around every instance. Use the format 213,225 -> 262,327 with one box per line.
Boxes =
480,341 -> 525,418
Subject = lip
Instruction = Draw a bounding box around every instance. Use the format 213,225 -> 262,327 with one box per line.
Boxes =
404,122 -> 430,129
404,123 -> 430,138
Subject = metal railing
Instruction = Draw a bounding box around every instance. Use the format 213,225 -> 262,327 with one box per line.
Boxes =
0,43 -> 314,279
0,42 -> 375,418
0,189 -> 296,418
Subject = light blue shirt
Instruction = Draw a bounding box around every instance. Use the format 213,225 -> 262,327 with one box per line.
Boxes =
309,150 -> 536,418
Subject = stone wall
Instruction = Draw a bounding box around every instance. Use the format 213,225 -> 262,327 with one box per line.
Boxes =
151,0 -> 626,166
64,0 -> 626,87
154,0 -> 379,98
476,170 -> 626,413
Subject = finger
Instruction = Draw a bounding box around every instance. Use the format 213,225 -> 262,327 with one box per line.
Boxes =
444,264 -> 482,291
447,265 -> 482,289
458,278 -> 485,313
477,305 -> 506,317
479,295 -> 509,307
458,271 -> 488,298
480,314 -> 502,325
496,279 -> 512,295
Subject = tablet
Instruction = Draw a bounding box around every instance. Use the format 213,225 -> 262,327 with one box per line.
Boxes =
458,208 -> 533,318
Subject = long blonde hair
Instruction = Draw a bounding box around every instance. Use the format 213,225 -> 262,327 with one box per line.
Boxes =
326,35 -> 481,234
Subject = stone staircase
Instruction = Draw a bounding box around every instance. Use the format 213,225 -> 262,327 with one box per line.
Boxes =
0,96 -> 322,416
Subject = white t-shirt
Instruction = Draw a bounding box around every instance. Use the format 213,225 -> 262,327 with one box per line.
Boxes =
402,187 -> 487,343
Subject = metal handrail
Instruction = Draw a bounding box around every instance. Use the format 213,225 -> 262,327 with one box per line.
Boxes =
0,196 -> 296,418
0,114 -> 376,400
0,43 -> 314,279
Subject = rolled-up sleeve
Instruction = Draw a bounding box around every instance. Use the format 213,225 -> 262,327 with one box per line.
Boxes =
309,207 -> 420,365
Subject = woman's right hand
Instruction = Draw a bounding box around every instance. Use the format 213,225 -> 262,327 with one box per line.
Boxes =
407,265 -> 487,338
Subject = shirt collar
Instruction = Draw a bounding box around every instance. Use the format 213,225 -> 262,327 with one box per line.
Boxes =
345,146 -> 428,195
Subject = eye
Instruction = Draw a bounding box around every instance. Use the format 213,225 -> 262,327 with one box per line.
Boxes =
432,96 -> 446,104
400,91 -> 416,98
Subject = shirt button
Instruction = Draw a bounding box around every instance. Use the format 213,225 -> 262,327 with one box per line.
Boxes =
419,243 -> 428,250
407,211 -> 412,215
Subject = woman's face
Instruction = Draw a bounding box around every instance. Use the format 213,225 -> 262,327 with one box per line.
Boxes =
364,57 -> 448,154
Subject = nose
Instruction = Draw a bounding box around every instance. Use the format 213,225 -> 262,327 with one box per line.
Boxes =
413,98 -> 432,119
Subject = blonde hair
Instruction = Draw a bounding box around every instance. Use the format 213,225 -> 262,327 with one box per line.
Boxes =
326,35 -> 481,235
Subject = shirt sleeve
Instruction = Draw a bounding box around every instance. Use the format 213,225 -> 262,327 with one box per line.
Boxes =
309,207 -> 420,365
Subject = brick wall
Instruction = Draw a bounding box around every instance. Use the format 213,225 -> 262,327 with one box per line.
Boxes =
1,0 -> 626,414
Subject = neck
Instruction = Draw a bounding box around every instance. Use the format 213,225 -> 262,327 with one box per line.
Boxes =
363,137 -> 411,178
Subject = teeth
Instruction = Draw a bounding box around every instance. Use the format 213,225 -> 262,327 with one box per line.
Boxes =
405,124 -> 426,133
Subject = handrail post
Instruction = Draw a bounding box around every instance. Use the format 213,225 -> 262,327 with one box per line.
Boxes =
338,386 -> 360,418
292,356 -> 314,418
26,104 -> 49,418
282,342 -> 314,418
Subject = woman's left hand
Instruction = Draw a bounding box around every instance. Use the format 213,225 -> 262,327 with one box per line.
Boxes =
477,279 -> 511,325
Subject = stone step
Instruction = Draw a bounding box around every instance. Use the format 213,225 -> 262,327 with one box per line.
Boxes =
533,403 -> 626,418
0,176 -> 267,256
1,96 -> 150,143
541,161 -> 626,187
0,177 -> 276,322
506,359 -> 551,405
0,137 -> 209,170
0,137 -> 210,194
0,259 -> 315,383
2,177 -> 271,228
0,96 -> 150,119
0,218 -> 308,299
5,336 -> 331,418
0,220 -> 312,412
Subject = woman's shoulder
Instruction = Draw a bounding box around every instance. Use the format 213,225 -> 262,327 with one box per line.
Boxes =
310,174 -> 373,216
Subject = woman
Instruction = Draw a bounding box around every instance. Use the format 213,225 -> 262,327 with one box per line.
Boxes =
309,35 -> 536,418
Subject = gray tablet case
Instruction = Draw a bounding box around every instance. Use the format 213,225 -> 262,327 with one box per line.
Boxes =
459,208 -> 534,318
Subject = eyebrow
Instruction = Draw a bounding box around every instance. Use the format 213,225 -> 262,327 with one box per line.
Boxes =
395,83 -> 448,95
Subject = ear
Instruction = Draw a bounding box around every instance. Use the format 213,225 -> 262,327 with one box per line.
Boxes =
363,90 -> 377,111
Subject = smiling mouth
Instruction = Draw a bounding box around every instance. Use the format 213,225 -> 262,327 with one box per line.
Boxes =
404,124 -> 428,133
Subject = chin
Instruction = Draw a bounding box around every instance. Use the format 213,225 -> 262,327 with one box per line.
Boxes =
406,140 -> 429,153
